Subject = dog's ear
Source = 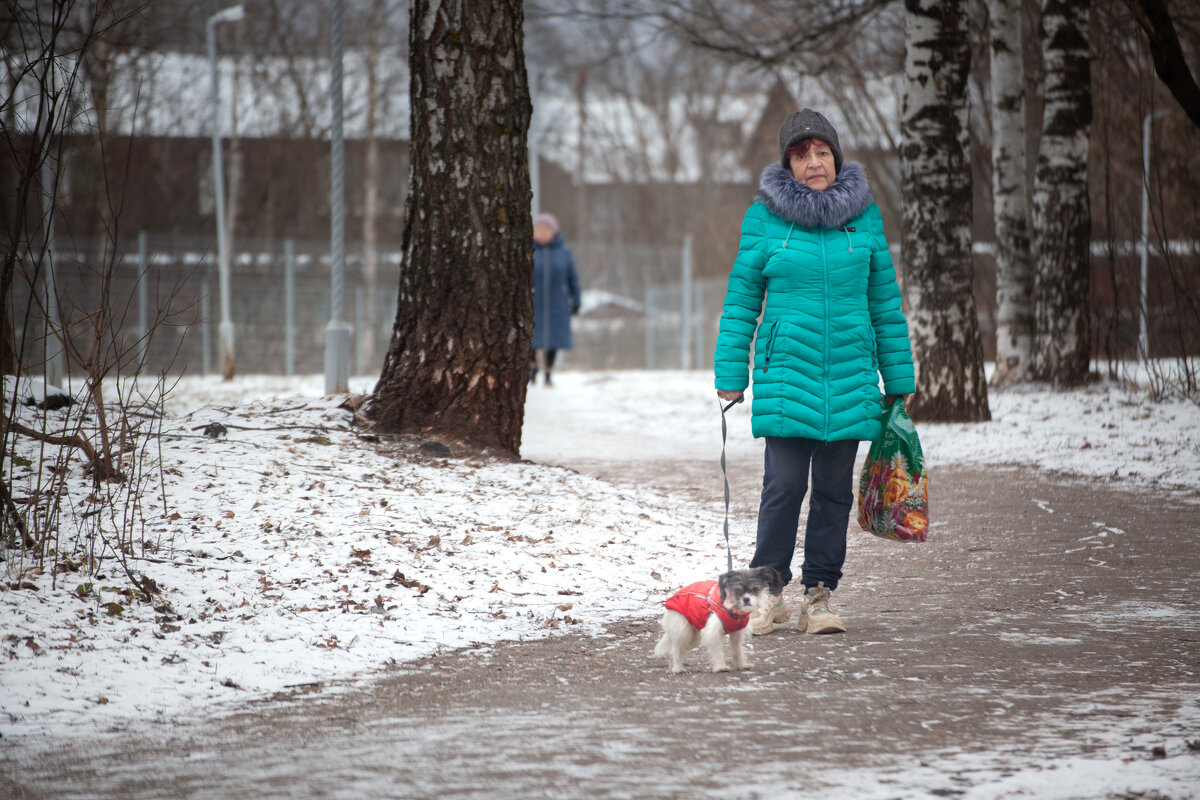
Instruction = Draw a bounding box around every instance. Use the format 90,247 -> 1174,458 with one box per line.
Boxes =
758,566 -> 783,595
717,571 -> 730,601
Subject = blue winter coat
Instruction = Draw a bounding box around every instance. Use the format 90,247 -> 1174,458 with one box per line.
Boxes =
714,162 -> 915,442
533,233 -> 582,350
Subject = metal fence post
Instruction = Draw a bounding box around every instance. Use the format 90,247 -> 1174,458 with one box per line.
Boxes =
42,158 -> 64,388
1140,108 -> 1171,363
644,284 -> 654,370
285,239 -> 295,376
138,231 -> 148,369
201,276 -> 211,377
681,235 -> 693,370
355,285 -> 366,377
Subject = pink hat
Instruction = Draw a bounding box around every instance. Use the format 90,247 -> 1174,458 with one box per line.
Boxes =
532,213 -> 559,235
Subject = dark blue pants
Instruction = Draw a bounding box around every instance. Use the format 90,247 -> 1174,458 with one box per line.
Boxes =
749,437 -> 859,590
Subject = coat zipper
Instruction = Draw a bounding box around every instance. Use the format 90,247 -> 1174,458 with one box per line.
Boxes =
821,231 -> 831,439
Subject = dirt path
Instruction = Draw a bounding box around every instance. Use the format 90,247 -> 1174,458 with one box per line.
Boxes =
3,465 -> 1199,799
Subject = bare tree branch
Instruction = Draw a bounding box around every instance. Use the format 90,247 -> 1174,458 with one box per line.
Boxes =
1119,0 -> 1200,129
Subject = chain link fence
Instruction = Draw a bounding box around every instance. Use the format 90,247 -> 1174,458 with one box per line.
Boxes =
9,234 -> 729,379
12,233 -> 1197,382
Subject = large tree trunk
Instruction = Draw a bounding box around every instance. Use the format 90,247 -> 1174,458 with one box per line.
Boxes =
900,0 -> 991,422
988,0 -> 1036,385
1031,0 -> 1092,386
369,0 -> 533,456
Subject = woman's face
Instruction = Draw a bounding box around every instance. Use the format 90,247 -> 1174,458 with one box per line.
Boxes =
533,224 -> 554,244
789,139 -> 836,191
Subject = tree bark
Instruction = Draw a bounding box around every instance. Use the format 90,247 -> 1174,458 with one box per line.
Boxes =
988,0 -> 1036,385
369,0 -> 533,456
1031,0 -> 1092,386
0,315 -> 16,375
900,0 -> 991,422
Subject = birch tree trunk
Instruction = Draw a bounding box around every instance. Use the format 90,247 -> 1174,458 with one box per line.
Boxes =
1031,0 -> 1092,386
988,0 -> 1035,385
900,0 -> 991,422
369,0 -> 533,456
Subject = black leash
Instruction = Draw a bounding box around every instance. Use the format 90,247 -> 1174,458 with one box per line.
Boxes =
719,397 -> 741,574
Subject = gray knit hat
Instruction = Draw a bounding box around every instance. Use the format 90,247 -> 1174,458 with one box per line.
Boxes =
532,212 -> 559,235
779,108 -> 843,175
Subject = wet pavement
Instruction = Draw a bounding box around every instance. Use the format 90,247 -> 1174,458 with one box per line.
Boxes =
3,466 -> 1199,798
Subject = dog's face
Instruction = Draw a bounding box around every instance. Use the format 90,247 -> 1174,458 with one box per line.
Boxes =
718,567 -> 783,616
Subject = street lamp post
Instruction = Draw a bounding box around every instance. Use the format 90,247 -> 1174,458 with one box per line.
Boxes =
325,0 -> 351,394
208,4 -> 244,380
1140,108 -> 1170,364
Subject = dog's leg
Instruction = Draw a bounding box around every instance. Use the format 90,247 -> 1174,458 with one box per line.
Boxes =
653,633 -> 669,660
669,642 -> 687,674
657,611 -> 691,674
730,627 -> 750,670
700,615 -> 729,672
653,613 -> 670,660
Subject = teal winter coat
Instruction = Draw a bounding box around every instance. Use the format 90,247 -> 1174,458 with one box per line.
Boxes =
714,162 -> 915,442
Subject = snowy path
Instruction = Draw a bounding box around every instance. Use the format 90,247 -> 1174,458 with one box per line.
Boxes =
4,465 -> 1199,799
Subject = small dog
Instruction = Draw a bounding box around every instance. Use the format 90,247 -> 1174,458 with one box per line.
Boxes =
653,566 -> 782,673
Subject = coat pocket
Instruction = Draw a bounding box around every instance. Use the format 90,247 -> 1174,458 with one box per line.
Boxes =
864,322 -> 878,370
762,319 -> 782,373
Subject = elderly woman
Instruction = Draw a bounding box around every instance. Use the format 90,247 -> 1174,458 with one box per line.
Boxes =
714,108 -> 915,635
531,213 -> 582,387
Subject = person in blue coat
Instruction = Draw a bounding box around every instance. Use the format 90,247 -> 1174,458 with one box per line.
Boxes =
531,213 -> 582,386
714,109 -> 915,637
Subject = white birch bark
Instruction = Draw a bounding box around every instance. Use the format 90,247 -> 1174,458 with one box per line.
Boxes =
988,0 -> 1035,385
1031,0 -> 1092,386
901,0 -> 991,421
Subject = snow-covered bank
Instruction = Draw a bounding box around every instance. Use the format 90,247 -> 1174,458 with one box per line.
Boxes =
2,382 -> 729,737
3,368 -> 1198,742
520,369 -> 1200,494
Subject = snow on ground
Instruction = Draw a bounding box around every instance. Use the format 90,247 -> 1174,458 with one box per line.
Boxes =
520,368 -> 1200,494
2,368 -> 1199,755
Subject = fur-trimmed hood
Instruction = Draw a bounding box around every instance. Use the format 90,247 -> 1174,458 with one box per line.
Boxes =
754,161 -> 874,230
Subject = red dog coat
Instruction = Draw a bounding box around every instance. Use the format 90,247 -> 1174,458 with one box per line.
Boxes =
664,580 -> 750,634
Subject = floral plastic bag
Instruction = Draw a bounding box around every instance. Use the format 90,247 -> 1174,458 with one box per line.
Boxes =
856,398 -> 929,542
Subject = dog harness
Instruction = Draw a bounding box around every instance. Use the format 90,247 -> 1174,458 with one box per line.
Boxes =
665,580 -> 750,634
